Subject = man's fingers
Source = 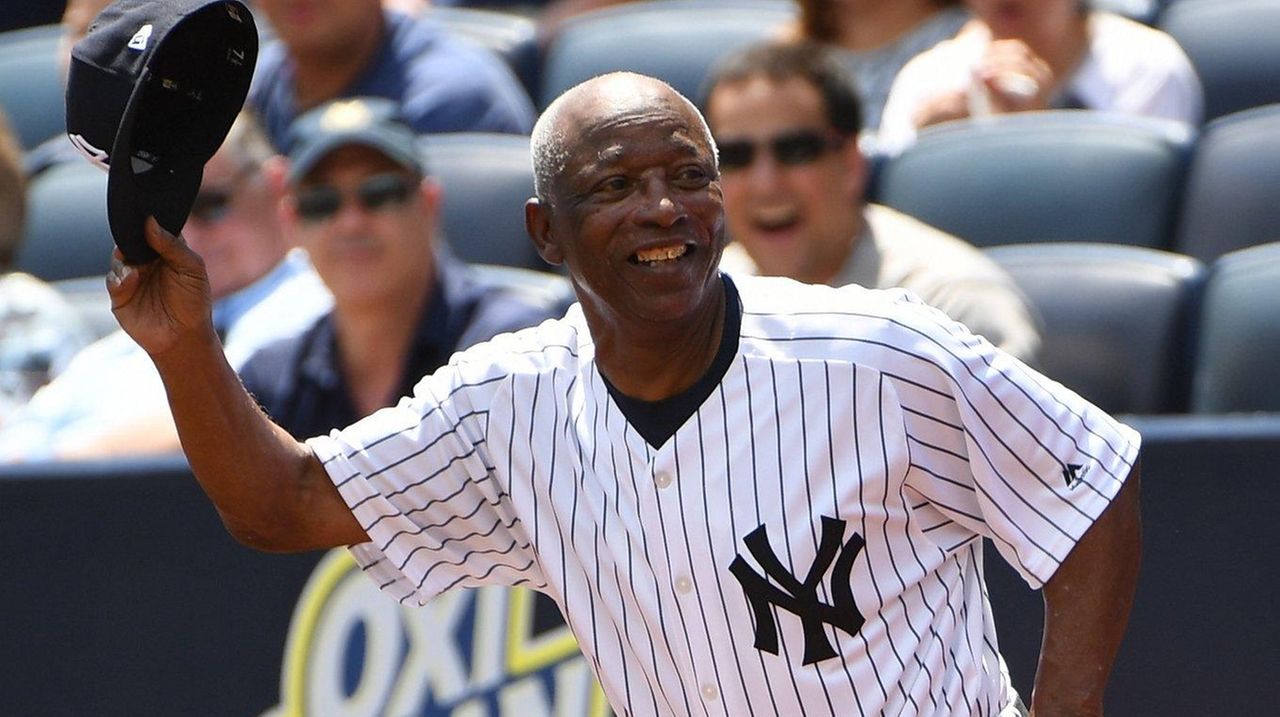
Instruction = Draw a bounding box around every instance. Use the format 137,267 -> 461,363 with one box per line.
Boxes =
144,217 -> 192,261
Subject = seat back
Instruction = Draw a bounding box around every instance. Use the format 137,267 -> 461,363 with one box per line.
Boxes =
986,242 -> 1205,413
877,111 -> 1195,250
1160,0 -> 1280,122
1189,242 -> 1280,412
13,160 -> 113,282
1174,104 -> 1280,262
418,132 -> 547,271
0,26 -> 65,149
538,0 -> 795,109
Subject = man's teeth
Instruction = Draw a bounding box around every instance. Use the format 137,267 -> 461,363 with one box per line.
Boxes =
635,244 -> 688,263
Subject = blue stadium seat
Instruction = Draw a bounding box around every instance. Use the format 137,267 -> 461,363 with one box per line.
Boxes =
538,0 -> 795,109
422,5 -> 541,103
986,242 -> 1205,414
1189,242 -> 1280,413
1173,104 -> 1280,263
1159,0 -> 1280,122
877,111 -> 1195,250
13,160 -> 113,282
0,25 -> 65,150
417,132 -> 547,271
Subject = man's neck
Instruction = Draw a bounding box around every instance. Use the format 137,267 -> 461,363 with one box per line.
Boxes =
836,0 -> 946,52
290,15 -> 387,111
332,279 -> 432,417
588,281 -> 728,403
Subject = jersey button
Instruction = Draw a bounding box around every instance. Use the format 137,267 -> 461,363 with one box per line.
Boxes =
674,576 -> 692,594
654,471 -> 672,489
701,683 -> 719,701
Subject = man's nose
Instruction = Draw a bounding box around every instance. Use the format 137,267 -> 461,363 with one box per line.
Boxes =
634,179 -> 685,227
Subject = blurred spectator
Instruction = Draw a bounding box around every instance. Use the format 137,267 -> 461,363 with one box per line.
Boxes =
786,0 -> 968,132
705,41 -> 1040,363
0,112 -> 330,461
878,0 -> 1203,151
238,97 -> 564,438
249,0 -> 536,151
0,108 -> 94,427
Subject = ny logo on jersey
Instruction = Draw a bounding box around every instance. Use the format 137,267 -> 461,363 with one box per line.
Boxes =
1063,463 -> 1090,489
729,516 -> 866,665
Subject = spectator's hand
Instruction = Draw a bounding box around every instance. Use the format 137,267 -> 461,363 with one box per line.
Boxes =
976,39 -> 1054,114
107,218 -> 216,359
912,88 -> 972,130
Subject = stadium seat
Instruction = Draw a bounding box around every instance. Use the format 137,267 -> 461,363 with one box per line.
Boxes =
1159,0 -> 1280,122
422,5 -> 541,102
0,25 -> 65,150
538,0 -> 795,109
1173,104 -> 1280,263
1189,242 -> 1280,413
13,160 -> 113,282
417,132 -> 547,271
986,242 -> 1205,414
1093,0 -> 1162,24
876,111 -> 1195,250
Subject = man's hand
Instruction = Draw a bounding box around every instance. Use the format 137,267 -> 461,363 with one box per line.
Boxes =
107,218 -> 215,359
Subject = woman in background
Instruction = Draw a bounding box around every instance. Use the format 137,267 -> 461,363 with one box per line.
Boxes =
788,0 -> 970,131
877,0 -> 1203,151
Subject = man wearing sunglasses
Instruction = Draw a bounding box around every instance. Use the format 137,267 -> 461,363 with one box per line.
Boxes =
704,41 -> 1041,364
0,112 -> 330,460
236,97 -> 565,439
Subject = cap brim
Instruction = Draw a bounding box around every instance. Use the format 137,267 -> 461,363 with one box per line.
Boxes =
287,128 -> 423,183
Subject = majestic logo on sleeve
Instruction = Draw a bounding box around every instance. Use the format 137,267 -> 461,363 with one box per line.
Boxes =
728,516 -> 866,665
1063,463 -> 1090,489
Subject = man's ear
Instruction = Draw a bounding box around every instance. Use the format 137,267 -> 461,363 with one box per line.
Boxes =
525,197 -> 564,266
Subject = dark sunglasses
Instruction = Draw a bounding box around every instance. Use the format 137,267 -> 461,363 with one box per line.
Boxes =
717,130 -> 845,171
294,173 -> 417,223
190,166 -> 257,224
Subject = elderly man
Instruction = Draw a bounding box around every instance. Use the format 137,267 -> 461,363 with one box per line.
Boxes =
707,40 -> 1040,364
249,0 -> 535,151
109,73 -> 1140,717
0,112 -> 329,460
238,97 -> 565,438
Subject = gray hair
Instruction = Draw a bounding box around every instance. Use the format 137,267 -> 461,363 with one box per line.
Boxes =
530,73 -> 718,206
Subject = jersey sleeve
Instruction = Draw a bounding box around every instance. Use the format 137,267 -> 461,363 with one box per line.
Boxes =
307,359 -> 541,606
890,292 -> 1141,589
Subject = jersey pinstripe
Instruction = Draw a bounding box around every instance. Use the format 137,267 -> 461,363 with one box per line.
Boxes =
309,274 -> 1140,716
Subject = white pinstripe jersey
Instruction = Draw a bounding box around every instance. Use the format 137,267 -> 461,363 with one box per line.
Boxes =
310,274 -> 1140,717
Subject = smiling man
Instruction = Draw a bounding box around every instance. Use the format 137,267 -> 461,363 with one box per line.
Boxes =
706,40 -> 1040,364
110,73 -> 1141,716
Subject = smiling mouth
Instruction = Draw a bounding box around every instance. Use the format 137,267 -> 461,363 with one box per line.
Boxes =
631,243 -> 692,266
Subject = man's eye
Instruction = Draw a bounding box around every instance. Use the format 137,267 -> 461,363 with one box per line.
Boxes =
675,166 -> 710,185
595,177 -> 629,194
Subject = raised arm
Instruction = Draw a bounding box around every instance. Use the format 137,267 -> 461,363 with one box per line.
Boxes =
108,220 -> 367,552
1030,457 -> 1143,716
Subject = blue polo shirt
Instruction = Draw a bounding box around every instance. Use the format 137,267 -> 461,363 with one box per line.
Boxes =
238,252 -> 566,440
250,9 -> 536,151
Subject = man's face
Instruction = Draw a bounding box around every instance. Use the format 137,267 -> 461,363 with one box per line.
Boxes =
255,0 -> 383,57
534,86 -> 726,327
707,75 -> 866,285
285,145 -> 438,310
184,152 -> 286,300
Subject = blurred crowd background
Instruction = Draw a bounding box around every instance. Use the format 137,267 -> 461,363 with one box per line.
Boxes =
0,0 -> 1278,464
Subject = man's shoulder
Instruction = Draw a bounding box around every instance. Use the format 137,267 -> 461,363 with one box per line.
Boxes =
733,273 -> 979,360
865,204 -> 1009,279
237,316 -> 325,396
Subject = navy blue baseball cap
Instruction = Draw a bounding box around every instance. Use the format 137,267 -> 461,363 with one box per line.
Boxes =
65,0 -> 257,264
285,97 -> 424,183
